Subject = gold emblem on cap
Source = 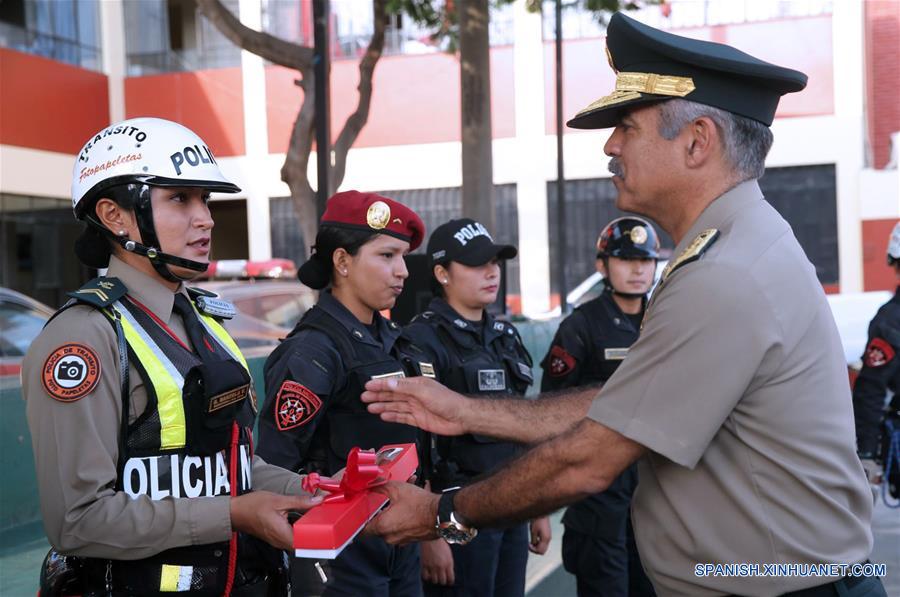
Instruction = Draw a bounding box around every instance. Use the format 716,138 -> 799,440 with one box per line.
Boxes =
605,46 -> 617,73
573,71 -> 696,117
367,201 -> 391,230
630,226 -> 648,245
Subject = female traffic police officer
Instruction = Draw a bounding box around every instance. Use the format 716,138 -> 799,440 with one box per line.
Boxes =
395,218 -> 551,597
540,217 -> 658,597
257,191 -> 426,596
23,117 -> 321,596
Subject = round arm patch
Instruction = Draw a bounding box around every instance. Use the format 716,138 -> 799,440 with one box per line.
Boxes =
864,337 -> 895,368
41,343 -> 102,402
548,345 -> 577,377
275,381 -> 323,431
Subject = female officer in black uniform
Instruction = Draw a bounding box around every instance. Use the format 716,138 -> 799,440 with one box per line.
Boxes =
257,191 -> 425,596
395,218 -> 550,597
540,217 -> 659,597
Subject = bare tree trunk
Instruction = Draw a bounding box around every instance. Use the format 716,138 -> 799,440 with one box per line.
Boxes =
458,0 -> 495,230
196,0 -> 387,260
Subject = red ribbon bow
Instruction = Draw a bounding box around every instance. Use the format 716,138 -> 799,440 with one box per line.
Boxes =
302,447 -> 386,503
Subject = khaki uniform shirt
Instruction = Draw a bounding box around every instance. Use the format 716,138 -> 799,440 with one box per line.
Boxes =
588,181 -> 873,596
23,256 -> 302,559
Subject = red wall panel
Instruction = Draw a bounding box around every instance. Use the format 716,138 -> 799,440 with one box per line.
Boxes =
865,2 -> 900,169
266,48 -> 516,154
863,219 -> 899,291
0,48 -> 109,154
125,68 -> 245,157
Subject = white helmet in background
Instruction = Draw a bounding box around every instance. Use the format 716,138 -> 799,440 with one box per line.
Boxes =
888,221 -> 900,267
71,117 -> 240,281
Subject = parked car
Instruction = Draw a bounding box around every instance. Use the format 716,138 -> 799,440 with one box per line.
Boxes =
0,287 -> 54,379
195,279 -> 316,357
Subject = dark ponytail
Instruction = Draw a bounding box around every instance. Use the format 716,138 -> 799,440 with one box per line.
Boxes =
297,225 -> 377,290
74,184 -> 139,269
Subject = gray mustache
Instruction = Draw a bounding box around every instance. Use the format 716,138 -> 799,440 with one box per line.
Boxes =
608,158 -> 624,178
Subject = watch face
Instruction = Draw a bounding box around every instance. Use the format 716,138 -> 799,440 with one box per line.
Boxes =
438,523 -> 477,545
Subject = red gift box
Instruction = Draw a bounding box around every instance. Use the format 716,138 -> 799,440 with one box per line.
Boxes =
293,443 -> 418,559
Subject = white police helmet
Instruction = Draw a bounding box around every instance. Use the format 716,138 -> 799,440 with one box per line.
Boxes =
888,222 -> 900,266
71,117 -> 239,218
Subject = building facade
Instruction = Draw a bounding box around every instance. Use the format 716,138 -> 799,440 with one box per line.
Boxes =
1,0 -> 898,314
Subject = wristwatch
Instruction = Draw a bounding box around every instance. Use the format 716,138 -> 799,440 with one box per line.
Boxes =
436,488 -> 478,545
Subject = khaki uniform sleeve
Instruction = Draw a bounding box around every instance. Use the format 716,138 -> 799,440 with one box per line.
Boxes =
587,263 -> 779,468
23,306 -> 231,559
251,455 -> 304,495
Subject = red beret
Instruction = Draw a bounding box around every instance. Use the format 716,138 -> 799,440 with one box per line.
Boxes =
320,190 -> 425,251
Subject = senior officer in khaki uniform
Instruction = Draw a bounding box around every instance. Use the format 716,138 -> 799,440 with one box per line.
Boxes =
359,13 -> 884,597
24,118 -> 322,596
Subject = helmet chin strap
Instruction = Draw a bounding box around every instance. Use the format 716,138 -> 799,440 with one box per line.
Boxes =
86,184 -> 208,282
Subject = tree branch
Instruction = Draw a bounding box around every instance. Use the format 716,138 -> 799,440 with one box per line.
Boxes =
331,0 -> 388,189
195,0 -> 313,71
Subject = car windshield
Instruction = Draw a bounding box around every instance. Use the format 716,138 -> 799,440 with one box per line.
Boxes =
0,300 -> 48,357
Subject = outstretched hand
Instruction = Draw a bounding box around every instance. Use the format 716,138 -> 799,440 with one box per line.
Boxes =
364,481 -> 441,545
361,377 -> 469,436
230,491 -> 323,550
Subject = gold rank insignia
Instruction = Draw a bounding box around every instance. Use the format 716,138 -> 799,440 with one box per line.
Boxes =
659,228 -> 720,284
630,225 -> 648,244
367,201 -> 391,230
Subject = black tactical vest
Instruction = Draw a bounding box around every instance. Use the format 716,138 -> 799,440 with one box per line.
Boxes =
410,309 -> 533,484
61,281 -> 277,596
293,306 -> 420,475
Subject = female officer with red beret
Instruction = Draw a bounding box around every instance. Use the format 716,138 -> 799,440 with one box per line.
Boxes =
257,191 -> 426,596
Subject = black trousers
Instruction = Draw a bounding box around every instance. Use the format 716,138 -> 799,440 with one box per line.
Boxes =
292,535 -> 421,597
423,523 -> 529,597
561,516 -> 655,597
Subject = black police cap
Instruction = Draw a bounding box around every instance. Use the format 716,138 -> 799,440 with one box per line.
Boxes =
568,12 -> 808,130
428,218 -> 517,267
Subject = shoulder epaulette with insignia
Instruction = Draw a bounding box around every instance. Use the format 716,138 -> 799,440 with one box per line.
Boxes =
67,277 -> 128,308
659,228 -> 720,283
186,286 -> 218,299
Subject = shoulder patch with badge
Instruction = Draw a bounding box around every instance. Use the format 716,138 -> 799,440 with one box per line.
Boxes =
548,345 -> 576,377
41,344 -> 102,402
864,338 -> 895,368
275,381 -> 322,431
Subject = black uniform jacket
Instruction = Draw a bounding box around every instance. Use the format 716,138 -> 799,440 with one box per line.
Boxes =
396,297 -> 533,488
852,287 -> 900,458
257,291 -> 418,474
540,288 -> 644,533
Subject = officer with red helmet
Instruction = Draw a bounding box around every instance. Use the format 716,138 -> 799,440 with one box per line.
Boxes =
540,216 -> 659,597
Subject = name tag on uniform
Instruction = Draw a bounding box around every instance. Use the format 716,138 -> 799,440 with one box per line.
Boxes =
419,362 -> 436,379
208,383 -> 249,412
604,348 -> 629,361
370,371 -> 406,381
478,369 -> 506,392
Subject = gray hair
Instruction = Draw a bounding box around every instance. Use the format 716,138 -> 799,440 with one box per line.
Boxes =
656,99 -> 774,181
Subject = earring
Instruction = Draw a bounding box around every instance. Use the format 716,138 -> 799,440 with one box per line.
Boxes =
441,279 -> 448,284
341,269 -> 348,275
118,230 -> 127,237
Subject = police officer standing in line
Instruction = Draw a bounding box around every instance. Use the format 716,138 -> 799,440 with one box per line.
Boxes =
540,217 -> 658,597
257,191 -> 426,597
852,221 -> 900,499
362,13 -> 886,596
396,219 -> 551,597
24,117 -> 322,596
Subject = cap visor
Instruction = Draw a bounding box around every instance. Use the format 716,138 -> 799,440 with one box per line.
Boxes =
456,243 -> 518,266
566,94 -> 666,130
